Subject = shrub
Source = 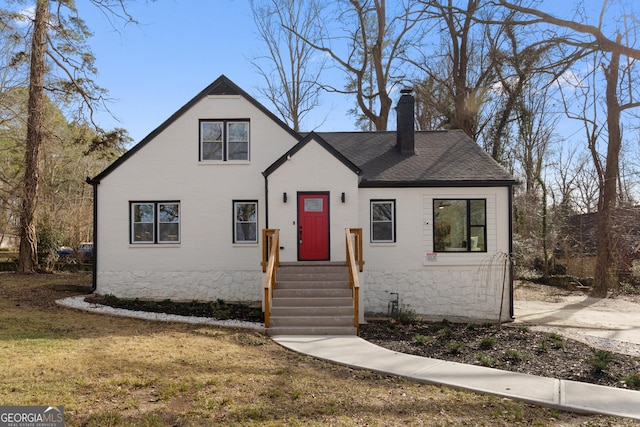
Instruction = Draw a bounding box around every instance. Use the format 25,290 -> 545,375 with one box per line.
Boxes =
413,334 -> 431,345
103,294 -> 119,304
448,342 -> 464,354
619,282 -> 640,295
476,354 -> 498,367
587,348 -> 614,373
208,299 -> 230,319
393,308 -> 421,325
437,327 -> 454,339
543,332 -> 564,349
505,349 -> 528,362
385,320 -> 399,333
479,337 -> 495,350
628,260 -> 640,286
624,373 -> 640,389
37,225 -> 64,270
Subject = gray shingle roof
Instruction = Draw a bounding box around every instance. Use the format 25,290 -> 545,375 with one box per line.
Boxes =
314,129 -> 517,187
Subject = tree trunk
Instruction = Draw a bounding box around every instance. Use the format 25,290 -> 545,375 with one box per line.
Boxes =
592,44 -> 622,297
18,0 -> 48,273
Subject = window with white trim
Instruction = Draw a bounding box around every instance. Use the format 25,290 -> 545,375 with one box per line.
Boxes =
233,201 -> 257,243
200,120 -> 249,161
131,202 -> 180,244
370,200 -> 395,242
433,199 -> 486,252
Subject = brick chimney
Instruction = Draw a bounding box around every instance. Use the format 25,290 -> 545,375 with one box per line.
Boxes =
396,88 -> 415,155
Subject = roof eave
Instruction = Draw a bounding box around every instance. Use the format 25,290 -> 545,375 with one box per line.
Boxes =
358,179 -> 519,188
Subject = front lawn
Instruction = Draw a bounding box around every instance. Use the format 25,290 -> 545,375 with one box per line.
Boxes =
0,272 -> 634,426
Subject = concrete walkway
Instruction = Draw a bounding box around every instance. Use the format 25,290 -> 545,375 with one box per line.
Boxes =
272,334 -> 640,420
274,295 -> 640,421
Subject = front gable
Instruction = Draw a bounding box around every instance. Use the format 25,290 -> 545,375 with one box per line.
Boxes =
91,75 -> 300,184
264,133 -> 361,262
263,132 -> 361,179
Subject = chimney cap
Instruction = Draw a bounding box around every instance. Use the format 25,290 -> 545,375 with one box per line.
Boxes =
400,88 -> 413,95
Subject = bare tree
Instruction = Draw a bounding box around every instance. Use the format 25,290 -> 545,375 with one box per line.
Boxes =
251,0 -> 326,132
499,0 -> 640,295
514,81 -> 557,274
290,0 -> 427,130
411,0 -> 517,143
484,14 -> 562,166
413,74 -> 451,130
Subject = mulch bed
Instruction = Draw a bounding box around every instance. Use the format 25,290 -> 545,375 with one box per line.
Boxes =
86,294 -> 263,322
359,318 -> 640,390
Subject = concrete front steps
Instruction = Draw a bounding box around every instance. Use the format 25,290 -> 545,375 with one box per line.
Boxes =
266,262 -> 357,336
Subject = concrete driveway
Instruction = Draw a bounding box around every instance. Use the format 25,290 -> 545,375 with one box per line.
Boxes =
514,294 -> 640,348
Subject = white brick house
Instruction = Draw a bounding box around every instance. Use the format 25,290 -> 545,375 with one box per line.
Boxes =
88,75 -> 517,322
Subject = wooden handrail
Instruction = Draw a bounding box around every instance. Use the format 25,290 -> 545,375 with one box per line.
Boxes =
262,229 -> 280,328
345,228 -> 363,332
261,229 -> 280,272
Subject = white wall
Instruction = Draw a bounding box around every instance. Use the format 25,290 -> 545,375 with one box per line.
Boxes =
266,139 -> 360,262
96,95 -> 298,302
358,186 -> 512,322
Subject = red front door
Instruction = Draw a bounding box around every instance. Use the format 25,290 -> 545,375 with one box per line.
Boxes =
298,193 -> 330,261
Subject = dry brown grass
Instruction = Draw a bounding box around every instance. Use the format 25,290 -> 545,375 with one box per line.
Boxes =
0,272 -> 637,426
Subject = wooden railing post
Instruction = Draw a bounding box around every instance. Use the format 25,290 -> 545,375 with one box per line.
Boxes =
262,229 -> 279,329
345,228 -> 363,332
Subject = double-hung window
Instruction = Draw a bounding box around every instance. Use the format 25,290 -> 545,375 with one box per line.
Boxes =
200,120 -> 249,161
370,200 -> 395,243
131,202 -> 180,244
433,199 -> 486,252
233,201 -> 258,243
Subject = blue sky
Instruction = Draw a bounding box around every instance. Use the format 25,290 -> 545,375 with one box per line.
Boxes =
79,0 -> 355,143
15,0 -> 633,149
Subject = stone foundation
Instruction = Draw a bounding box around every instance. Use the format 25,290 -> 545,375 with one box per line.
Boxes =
361,265 -> 512,322
97,264 -> 512,322
96,270 -> 262,302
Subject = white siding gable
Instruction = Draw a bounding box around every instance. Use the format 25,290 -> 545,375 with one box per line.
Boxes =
266,137 -> 360,262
